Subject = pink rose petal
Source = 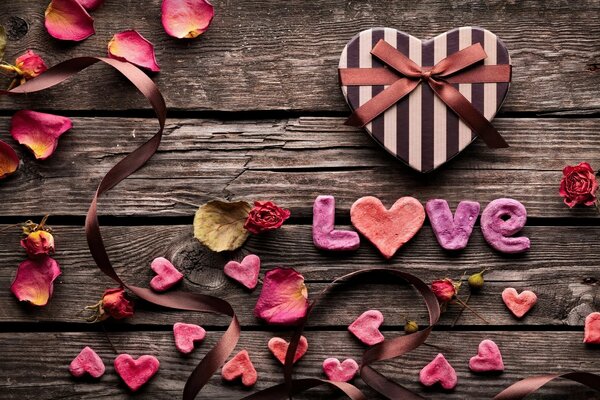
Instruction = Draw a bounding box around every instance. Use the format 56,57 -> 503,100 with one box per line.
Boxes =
161,0 -> 214,39
11,256 -> 61,306
11,110 -> 72,160
45,0 -> 95,41
254,267 -> 309,326
108,30 -> 160,72
0,140 -> 19,180
75,0 -> 104,10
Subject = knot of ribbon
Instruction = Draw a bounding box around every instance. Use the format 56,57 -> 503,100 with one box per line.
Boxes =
339,39 -> 512,148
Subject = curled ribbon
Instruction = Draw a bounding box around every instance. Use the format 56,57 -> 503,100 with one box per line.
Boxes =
339,40 -> 511,148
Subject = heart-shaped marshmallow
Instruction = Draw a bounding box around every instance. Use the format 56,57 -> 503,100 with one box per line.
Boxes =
351,196 -> 425,258
348,309 -> 385,346
173,322 -> 206,354
322,357 -> 359,382
222,350 -> 258,387
419,353 -> 457,390
469,339 -> 504,372
224,254 -> 260,290
312,195 -> 360,251
268,335 -> 308,365
114,354 -> 160,392
584,312 -> 600,344
150,257 -> 183,292
69,346 -> 105,378
502,287 -> 537,318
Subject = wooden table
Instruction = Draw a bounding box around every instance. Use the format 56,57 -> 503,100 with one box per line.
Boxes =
1,1 -> 599,399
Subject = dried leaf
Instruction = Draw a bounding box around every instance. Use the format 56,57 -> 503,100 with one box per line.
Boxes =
193,200 -> 252,252
0,26 -> 6,61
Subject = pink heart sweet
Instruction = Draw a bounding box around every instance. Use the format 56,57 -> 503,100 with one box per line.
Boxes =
173,322 -> 206,354
149,257 -> 183,292
223,254 -> 260,290
322,357 -> 359,382
114,354 -> 160,392
419,353 -> 457,390
584,312 -> 600,344
502,288 -> 537,318
221,349 -> 258,387
69,346 -> 105,378
348,309 -> 385,346
469,339 -> 504,372
268,335 -> 308,365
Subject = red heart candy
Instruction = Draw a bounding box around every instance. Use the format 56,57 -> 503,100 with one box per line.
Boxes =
469,339 -> 504,372
584,312 -> 600,344
173,322 -> 206,354
221,350 -> 258,387
350,196 -> 425,259
267,335 -> 308,364
419,353 -> 457,390
223,254 -> 260,290
149,257 -> 183,292
114,354 -> 160,392
69,346 -> 105,378
348,309 -> 385,346
502,287 -> 537,318
322,357 -> 359,382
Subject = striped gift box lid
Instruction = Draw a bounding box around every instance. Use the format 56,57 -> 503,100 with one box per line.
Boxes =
339,27 -> 511,173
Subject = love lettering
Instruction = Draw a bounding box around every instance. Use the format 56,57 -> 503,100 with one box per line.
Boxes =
312,196 -> 530,257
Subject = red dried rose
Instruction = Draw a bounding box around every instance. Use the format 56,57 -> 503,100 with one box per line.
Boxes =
431,279 -> 458,303
86,287 -> 134,322
244,201 -> 290,234
21,230 -> 55,257
15,50 -> 48,81
559,162 -> 599,208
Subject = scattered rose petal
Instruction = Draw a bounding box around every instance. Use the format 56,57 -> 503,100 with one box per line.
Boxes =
584,312 -> 600,344
161,0 -> 215,39
75,0 -> 104,10
15,50 -> 48,80
45,0 -> 95,41
193,200 -> 252,252
0,140 -> 19,179
10,256 -> 61,306
221,349 -> 257,387
108,30 -> 160,72
69,346 -> 105,378
10,110 -> 72,160
254,267 -> 309,326
21,230 -> 55,257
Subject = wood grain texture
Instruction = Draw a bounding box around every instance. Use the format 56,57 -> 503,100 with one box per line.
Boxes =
0,0 -> 599,113
0,117 -> 599,217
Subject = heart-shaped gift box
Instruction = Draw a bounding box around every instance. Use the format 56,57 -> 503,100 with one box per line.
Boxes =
339,27 -> 511,172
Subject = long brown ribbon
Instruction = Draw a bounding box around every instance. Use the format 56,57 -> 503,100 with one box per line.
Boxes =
339,40 -> 511,149
493,372 -> 600,399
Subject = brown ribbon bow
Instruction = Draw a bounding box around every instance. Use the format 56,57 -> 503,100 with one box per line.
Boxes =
339,39 -> 512,148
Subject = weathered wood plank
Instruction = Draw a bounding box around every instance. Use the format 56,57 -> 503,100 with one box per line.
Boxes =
0,0 -> 599,113
1,224 -> 598,327
0,331 -> 598,399
0,117 -> 599,217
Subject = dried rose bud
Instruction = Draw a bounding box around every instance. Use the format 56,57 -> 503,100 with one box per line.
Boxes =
14,50 -> 48,81
468,269 -> 488,290
431,278 -> 459,303
85,287 -> 134,322
404,320 -> 418,334
21,230 -> 55,257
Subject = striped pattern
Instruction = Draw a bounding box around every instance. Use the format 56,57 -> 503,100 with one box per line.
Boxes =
339,27 -> 511,173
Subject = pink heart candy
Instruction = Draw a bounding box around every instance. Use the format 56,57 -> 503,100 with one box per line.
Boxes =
173,322 -> 206,354
223,254 -> 260,290
322,357 -> 359,382
502,287 -> 537,318
149,257 -> 183,292
221,349 -> 258,387
469,339 -> 504,372
348,309 -> 385,346
268,335 -> 308,365
114,354 -> 160,392
69,346 -> 105,378
584,312 -> 600,344
419,353 -> 457,390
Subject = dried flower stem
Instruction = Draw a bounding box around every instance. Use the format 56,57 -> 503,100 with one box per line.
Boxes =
454,296 -> 489,324
451,293 -> 471,327
101,323 -> 118,355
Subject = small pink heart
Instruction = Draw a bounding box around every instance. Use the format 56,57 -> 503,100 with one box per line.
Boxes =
469,339 -> 504,373
502,287 -> 537,318
322,357 -> 359,382
149,257 -> 183,292
584,312 -> 600,344
348,309 -> 385,346
69,346 -> 105,378
419,353 -> 457,390
268,335 -> 308,365
221,349 -> 258,387
114,354 -> 160,392
173,322 -> 206,354
223,254 -> 260,290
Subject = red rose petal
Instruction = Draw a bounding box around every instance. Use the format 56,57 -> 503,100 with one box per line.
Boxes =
254,267 -> 309,326
161,0 -> 214,39
45,0 -> 95,41
10,110 -> 72,160
75,0 -> 104,10
0,140 -> 19,179
11,256 -> 61,306
108,30 -> 160,72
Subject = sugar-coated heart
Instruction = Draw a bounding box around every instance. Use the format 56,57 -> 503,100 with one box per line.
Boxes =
584,312 -> 600,344
469,339 -> 504,372
350,196 -> 425,258
173,322 -> 206,354
348,309 -> 385,346
150,257 -> 183,292
69,346 -> 105,378
419,353 -> 457,390
224,254 -> 260,290
268,335 -> 308,365
312,195 -> 360,251
114,354 -> 160,392
502,288 -> 537,318
221,350 -> 258,387
322,358 -> 359,382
